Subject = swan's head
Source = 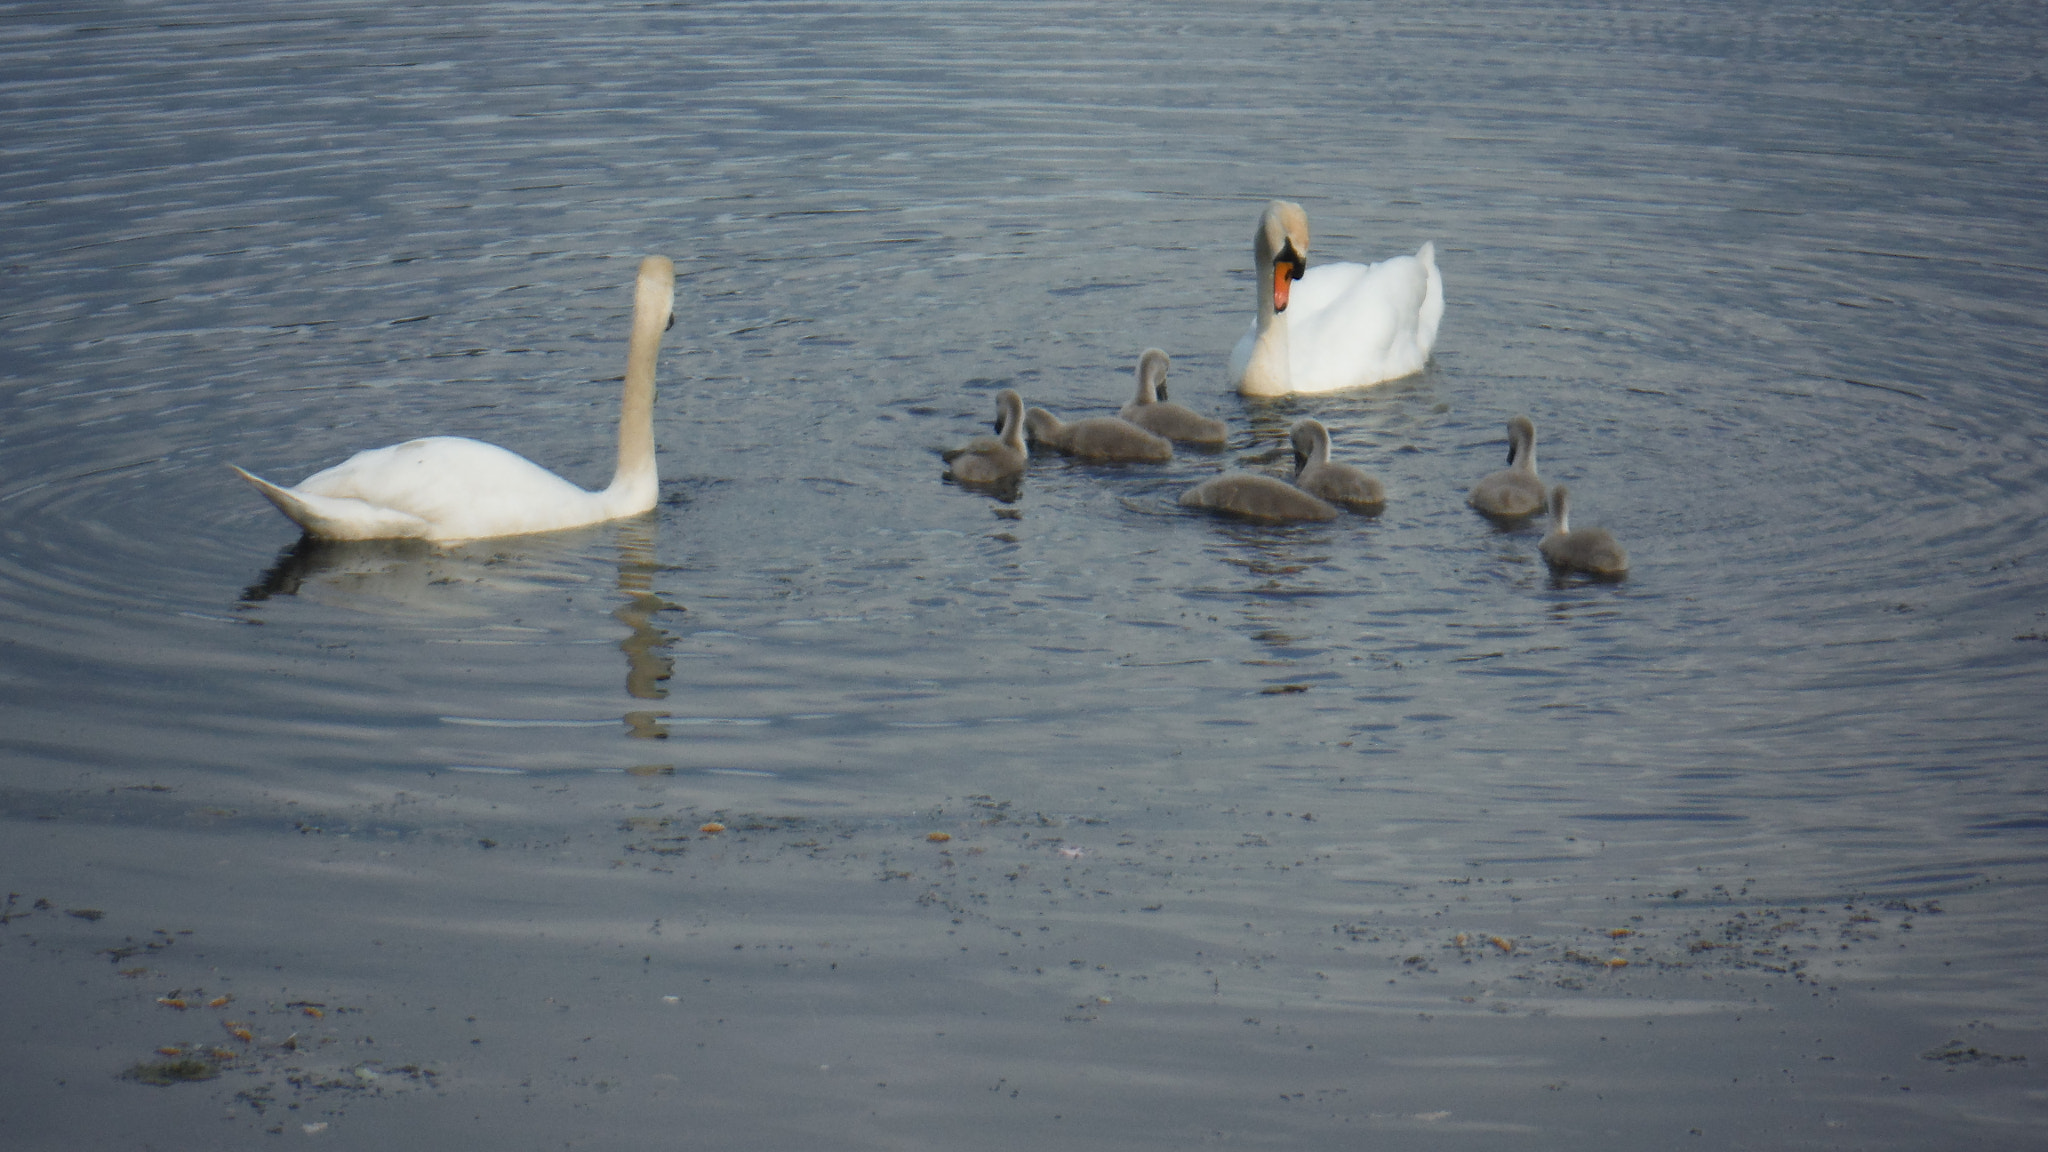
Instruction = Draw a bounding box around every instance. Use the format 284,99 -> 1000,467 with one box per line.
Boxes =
1136,348 -> 1171,402
994,389 -> 1026,437
636,256 -> 676,331
1289,418 -> 1331,474
1507,414 -> 1536,465
1256,200 -> 1310,313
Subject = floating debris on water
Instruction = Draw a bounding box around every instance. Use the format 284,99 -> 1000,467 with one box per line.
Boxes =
1922,1041 -> 2026,1065
124,1054 -> 226,1085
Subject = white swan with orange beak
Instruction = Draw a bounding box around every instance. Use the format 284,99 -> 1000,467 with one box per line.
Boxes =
1229,200 -> 1442,396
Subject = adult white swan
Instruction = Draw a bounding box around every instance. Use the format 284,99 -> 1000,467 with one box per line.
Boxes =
1229,200 -> 1442,396
233,256 -> 676,542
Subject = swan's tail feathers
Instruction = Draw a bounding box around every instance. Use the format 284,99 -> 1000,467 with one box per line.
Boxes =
1416,241 -> 1445,356
231,465 -> 431,541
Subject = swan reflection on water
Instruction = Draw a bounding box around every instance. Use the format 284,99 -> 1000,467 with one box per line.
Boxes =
239,535 -> 437,603
611,517 -> 677,706
236,516 -> 681,738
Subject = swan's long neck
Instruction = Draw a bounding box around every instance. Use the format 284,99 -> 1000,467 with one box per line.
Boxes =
1240,228 -> 1292,397
1292,423 -> 1331,475
1136,350 -> 1170,404
1001,399 -> 1027,452
1550,487 -> 1570,534
1516,433 -> 1537,476
607,259 -> 673,512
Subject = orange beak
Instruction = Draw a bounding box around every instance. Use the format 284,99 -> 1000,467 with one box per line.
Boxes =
1273,260 -> 1296,313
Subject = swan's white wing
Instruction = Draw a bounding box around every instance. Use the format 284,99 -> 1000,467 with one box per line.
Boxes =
232,466 -> 433,540
294,437 -> 609,541
1287,260 -> 1375,314
1286,256 -> 1432,391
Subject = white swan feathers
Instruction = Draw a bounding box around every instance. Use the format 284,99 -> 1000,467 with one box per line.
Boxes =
234,256 -> 676,542
1230,200 -> 1443,396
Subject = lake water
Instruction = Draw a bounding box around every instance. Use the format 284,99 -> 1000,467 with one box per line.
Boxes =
4,0 -> 2046,1146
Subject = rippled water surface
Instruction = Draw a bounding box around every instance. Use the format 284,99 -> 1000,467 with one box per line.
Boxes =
5,1 -> 2047,1146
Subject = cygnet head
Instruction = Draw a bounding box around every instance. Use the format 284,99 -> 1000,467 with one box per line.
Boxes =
1135,348 -> 1172,403
994,388 -> 1025,445
1256,200 -> 1311,314
1506,414 -> 1536,468
1289,418 -> 1333,473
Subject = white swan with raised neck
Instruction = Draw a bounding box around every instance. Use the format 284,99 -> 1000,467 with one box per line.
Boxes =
235,256 -> 676,542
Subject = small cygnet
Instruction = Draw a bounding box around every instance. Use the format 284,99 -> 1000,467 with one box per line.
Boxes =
1119,349 -> 1228,447
1290,419 -> 1384,511
1024,406 -> 1173,463
943,389 -> 1028,484
1468,414 -> 1545,518
1179,472 -> 1339,522
1539,484 -> 1629,577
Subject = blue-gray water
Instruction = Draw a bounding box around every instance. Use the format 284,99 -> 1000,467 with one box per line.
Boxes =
3,1 -> 2046,1147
